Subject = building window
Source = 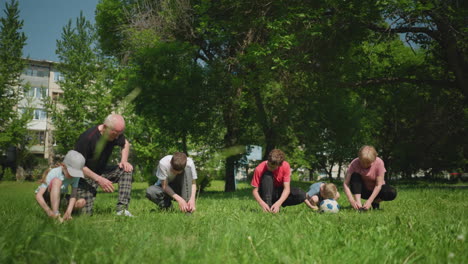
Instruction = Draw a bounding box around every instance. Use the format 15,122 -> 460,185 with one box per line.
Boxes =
24,87 -> 48,99
52,92 -> 61,102
28,131 -> 46,145
54,71 -> 64,82
33,109 -> 47,120
23,65 -> 50,78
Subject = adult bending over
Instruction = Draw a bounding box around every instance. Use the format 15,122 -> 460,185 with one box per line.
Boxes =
75,114 -> 134,216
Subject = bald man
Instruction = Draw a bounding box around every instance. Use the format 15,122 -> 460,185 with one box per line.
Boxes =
75,114 -> 134,216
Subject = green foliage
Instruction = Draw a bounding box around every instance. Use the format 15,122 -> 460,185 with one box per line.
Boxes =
128,40 -> 221,152
2,167 -> 15,181
93,0 -> 468,183
47,12 -> 117,155
0,0 -> 28,152
1,181 -> 468,263
95,0 -> 128,57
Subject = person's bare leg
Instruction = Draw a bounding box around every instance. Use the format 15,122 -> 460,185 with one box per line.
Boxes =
49,178 -> 62,217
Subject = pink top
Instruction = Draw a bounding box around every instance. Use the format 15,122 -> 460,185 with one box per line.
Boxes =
251,161 -> 291,188
347,157 -> 386,190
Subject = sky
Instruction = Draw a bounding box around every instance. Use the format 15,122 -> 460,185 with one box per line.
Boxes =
2,0 -> 99,62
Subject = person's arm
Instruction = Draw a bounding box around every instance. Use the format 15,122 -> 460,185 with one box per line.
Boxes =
252,187 -> 271,212
362,174 -> 384,210
271,182 -> 290,213
119,139 -> 133,172
187,180 -> 197,212
304,197 -> 319,211
343,171 -> 360,210
83,166 -> 114,192
63,187 -> 79,220
161,179 -> 188,212
63,198 -> 76,221
35,187 -> 57,218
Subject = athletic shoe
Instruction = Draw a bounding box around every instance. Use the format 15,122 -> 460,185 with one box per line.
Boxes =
116,209 -> 134,217
372,203 -> 380,210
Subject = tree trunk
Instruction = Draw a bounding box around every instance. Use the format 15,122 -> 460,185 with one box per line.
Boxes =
433,16 -> 468,101
327,162 -> 334,181
16,166 -> 25,182
309,168 -> 314,181
337,161 -> 342,180
181,131 -> 188,155
224,155 -> 238,192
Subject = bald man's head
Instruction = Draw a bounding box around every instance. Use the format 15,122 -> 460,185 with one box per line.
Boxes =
103,114 -> 125,141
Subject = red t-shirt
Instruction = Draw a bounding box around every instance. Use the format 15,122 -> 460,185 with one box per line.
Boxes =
251,161 -> 291,188
347,157 -> 386,190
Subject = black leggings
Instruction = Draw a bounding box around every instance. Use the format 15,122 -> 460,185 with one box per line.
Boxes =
259,171 -> 306,207
350,173 -> 397,201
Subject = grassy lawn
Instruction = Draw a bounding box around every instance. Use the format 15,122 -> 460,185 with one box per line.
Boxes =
0,180 -> 467,263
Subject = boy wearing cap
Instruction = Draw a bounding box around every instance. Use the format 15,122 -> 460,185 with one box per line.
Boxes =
35,150 -> 86,221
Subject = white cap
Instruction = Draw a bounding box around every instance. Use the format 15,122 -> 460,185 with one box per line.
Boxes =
63,150 -> 85,178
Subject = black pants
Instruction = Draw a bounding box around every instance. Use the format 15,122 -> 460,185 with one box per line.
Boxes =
350,173 -> 397,201
259,171 -> 306,207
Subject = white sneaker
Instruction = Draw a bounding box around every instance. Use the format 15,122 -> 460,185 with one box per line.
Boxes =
116,209 -> 134,217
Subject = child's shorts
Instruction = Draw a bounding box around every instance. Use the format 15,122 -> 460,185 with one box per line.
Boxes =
42,191 -> 70,209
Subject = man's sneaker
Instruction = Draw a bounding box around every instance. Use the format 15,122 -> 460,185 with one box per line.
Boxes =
116,209 -> 134,217
372,203 -> 380,210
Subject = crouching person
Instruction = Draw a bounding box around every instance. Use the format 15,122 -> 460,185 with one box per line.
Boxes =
252,149 -> 306,213
35,150 -> 86,221
146,152 -> 197,213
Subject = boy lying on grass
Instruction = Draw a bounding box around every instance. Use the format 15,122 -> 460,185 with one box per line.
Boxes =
304,182 -> 340,211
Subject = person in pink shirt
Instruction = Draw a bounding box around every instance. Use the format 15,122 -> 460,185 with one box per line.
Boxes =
343,145 -> 397,211
251,149 -> 306,213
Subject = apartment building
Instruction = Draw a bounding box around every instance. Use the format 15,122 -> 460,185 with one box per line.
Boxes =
19,58 -> 63,160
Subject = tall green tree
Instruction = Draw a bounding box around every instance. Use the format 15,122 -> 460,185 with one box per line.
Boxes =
95,0 -> 467,183
47,12 -> 115,155
0,0 -> 33,181
0,0 -> 28,152
370,0 -> 468,100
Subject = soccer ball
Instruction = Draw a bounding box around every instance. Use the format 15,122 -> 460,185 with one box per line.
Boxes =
319,199 -> 340,213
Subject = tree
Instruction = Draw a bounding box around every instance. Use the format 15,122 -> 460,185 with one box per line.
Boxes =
370,0 -> 468,100
47,12 -> 115,155
0,0 -> 32,180
0,0 -> 27,152
94,0 -> 467,184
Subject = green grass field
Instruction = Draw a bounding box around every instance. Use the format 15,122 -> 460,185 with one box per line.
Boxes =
0,180 -> 467,264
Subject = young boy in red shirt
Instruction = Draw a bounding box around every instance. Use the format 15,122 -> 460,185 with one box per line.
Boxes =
251,149 -> 306,213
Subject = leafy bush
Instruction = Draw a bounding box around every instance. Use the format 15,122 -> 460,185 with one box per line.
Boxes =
196,170 -> 213,193
2,168 -> 15,181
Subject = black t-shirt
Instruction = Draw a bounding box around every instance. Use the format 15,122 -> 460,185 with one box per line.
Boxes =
74,126 -> 126,174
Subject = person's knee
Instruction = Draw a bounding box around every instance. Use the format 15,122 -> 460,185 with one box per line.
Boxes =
350,173 -> 361,182
75,198 -> 86,209
311,195 -> 319,204
146,186 -> 163,201
260,172 -> 274,184
382,187 -> 397,201
50,178 -> 62,189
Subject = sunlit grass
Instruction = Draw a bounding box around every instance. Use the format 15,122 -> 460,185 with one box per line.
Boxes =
0,180 -> 466,263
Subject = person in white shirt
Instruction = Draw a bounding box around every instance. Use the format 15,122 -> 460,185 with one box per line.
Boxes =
146,152 -> 197,213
